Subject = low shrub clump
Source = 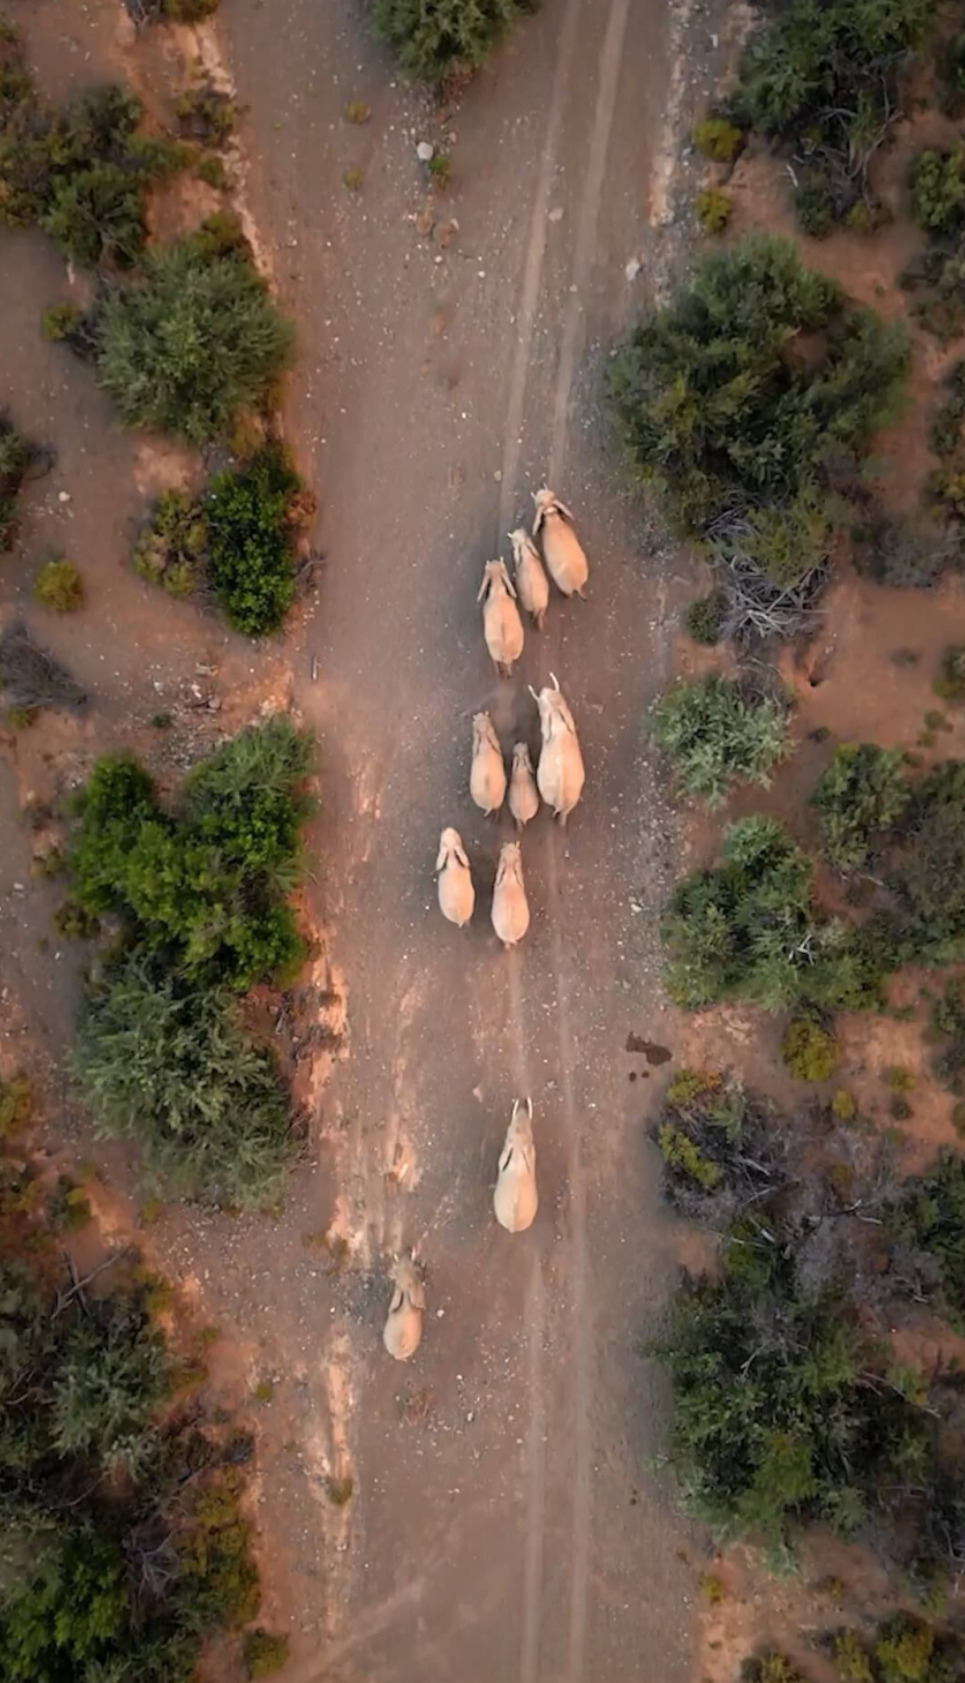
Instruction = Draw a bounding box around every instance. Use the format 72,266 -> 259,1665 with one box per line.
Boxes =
930,975 -> 965,1094
0,412 -> 35,549
654,1069 -> 788,1221
0,39 -> 190,266
176,80 -> 236,147
912,145 -> 965,238
371,0 -> 537,83
892,761 -> 965,963
244,1629 -> 292,1677
780,1017 -> 839,1082
662,815 -> 894,1013
696,187 -> 732,234
608,236 -> 908,638
811,744 -> 910,874
64,716 -> 313,1205
683,589 -> 726,645
0,1209 -> 265,1682
33,557 -> 83,612
726,0 -> 937,234
888,1151 -> 965,1326
134,447 -> 308,635
693,117 -> 743,163
65,714 -> 312,991
94,223 -> 294,444
0,620 -> 87,714
653,674 -> 791,808
75,954 -> 294,1207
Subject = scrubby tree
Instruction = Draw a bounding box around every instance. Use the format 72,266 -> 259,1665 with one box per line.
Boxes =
95,233 -> 293,444
372,0 -> 536,82
812,743 -> 910,874
653,674 -> 791,807
893,761 -> 965,963
662,815 -> 895,1012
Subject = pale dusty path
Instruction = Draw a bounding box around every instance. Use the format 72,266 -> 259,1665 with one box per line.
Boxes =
219,0 -> 724,1677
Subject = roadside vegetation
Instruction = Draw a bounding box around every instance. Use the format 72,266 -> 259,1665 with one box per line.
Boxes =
653,674 -> 791,807
371,0 -> 537,83
62,716 -> 313,1205
608,236 -> 909,640
134,444 -> 311,636
0,22 -> 191,266
0,1101 -> 276,1680
651,1069 -> 965,1572
722,0 -> 937,238
0,412 -> 36,549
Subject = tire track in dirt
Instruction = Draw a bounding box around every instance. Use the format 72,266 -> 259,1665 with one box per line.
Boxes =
498,0 -> 632,1677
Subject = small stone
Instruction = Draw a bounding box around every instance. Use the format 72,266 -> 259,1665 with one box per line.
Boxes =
416,140 -> 434,162
625,257 -> 642,282
548,206 -> 563,223
58,491 -> 71,503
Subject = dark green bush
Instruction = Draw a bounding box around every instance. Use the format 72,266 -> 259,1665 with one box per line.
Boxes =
684,590 -> 726,644
933,646 -> 965,703
65,715 -> 312,990
728,0 -> 937,232
608,236 -> 908,539
655,1244 -> 932,1547
930,974 -> 965,1094
654,1071 -> 787,1219
812,743 -> 910,874
133,488 -> 209,596
75,954 -> 294,1207
33,557 -> 83,612
780,1017 -> 839,1081
371,0 -> 536,83
204,446 -> 300,635
0,59 -> 191,265
892,761 -> 965,963
888,1151 -> 965,1326
0,1238 -> 262,1681
0,413 -> 34,549
244,1629 -> 292,1677
653,674 -> 791,807
911,146 -> 965,237
662,815 -> 895,1012
95,233 -> 294,444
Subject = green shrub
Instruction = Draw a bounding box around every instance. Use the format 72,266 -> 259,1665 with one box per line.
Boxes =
0,413 -> 33,549
0,1073 -> 33,1137
0,1235 -> 263,1682
728,0 -> 937,233
65,715 -> 313,990
892,761 -> 965,962
888,1152 -> 965,1325
743,1657 -> 808,1683
245,1629 -> 292,1677
930,974 -> 965,1093
696,187 -> 733,233
204,446 -> 300,635
41,302 -> 82,342
607,236 -> 908,540
794,170 -> 835,238
833,1629 -> 874,1683
371,0 -> 536,83
911,146 -> 965,236
74,954 -> 294,1206
654,1246 -> 932,1548
812,744 -> 910,874
662,816 -> 894,1013
94,233 -> 294,444
654,1073 -> 786,1218
0,66 -> 192,266
653,674 -> 790,807
33,558 -> 83,612
933,646 -> 965,703
176,82 -> 235,147
780,1017 -> 839,1081
904,243 -> 965,343
196,151 -> 228,189
693,116 -> 743,162
133,489 -> 208,596
851,507 -> 960,589
942,30 -> 965,115
684,590 -> 726,644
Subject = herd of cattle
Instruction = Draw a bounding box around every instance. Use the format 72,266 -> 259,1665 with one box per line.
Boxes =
383,489 -> 592,1361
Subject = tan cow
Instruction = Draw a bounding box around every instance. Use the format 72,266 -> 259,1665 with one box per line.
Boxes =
508,742 -> 539,830
470,710 -> 506,818
529,672 -> 585,825
383,1254 -> 425,1361
435,826 -> 475,927
493,1097 -> 538,1233
532,487 -> 589,599
477,559 -> 525,678
509,527 -> 550,630
491,840 -> 530,948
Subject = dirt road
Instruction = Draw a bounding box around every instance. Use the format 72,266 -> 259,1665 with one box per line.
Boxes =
214,0 -> 722,1677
